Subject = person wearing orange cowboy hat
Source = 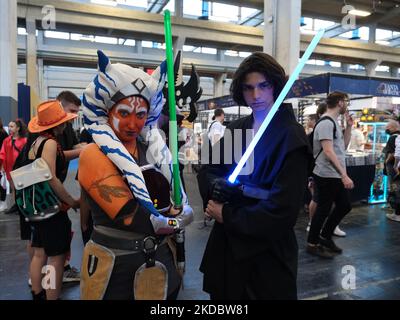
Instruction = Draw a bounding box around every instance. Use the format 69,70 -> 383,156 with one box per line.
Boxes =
26,100 -> 80,300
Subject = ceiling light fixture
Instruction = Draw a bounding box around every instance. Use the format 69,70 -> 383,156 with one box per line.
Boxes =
348,9 -> 371,16
91,0 -> 117,7
376,40 -> 390,45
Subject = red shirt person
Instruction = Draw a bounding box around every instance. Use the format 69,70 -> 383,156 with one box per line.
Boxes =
0,120 -> 28,181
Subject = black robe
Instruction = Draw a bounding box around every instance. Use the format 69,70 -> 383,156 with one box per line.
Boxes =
197,104 -> 311,300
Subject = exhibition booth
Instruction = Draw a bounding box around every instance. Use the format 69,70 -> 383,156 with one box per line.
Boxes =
289,73 -> 400,203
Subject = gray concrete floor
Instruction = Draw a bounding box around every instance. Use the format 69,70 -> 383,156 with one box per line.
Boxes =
1,166 -> 400,300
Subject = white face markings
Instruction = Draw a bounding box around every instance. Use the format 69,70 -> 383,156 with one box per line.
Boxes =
115,97 -> 148,115
112,96 -> 149,133
115,103 -> 134,115
129,96 -> 148,117
112,116 -> 120,134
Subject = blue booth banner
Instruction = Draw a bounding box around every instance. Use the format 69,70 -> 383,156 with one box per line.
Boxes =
197,95 -> 236,111
288,73 -> 400,98
198,73 -> 400,110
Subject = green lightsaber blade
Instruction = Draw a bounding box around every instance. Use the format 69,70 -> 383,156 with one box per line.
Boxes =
228,28 -> 325,183
164,10 -> 181,206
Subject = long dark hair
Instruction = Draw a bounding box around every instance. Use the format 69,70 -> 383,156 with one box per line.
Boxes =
212,108 -> 224,121
0,118 -> 6,134
230,52 -> 287,106
23,128 -> 64,162
41,129 -> 65,161
15,118 -> 28,138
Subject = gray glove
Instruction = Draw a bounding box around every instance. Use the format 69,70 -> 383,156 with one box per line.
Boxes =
175,205 -> 194,228
150,205 -> 194,235
150,214 -> 179,235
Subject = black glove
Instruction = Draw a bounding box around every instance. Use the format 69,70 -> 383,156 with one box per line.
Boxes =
210,178 -> 242,203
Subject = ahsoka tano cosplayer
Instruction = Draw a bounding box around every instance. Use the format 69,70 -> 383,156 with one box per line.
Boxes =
78,51 -> 193,300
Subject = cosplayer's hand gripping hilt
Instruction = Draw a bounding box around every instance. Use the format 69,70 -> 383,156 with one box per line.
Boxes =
210,178 -> 242,203
211,178 -> 272,203
150,205 -> 193,276
150,204 -> 194,235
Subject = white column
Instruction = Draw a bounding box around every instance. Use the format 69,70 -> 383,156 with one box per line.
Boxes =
390,67 -> 399,78
0,0 -> 18,123
264,0 -> 301,74
175,0 -> 183,18
136,40 -> 143,55
38,58 -> 47,99
368,24 -> 376,44
341,63 -> 350,74
214,73 -> 226,98
26,17 -> 40,100
365,60 -> 381,77
217,49 -> 225,62
173,36 -> 186,55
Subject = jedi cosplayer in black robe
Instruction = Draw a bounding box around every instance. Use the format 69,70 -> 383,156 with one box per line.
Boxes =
197,103 -> 310,300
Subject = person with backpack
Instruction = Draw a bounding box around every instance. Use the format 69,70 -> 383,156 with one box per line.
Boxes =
207,108 -> 225,147
306,91 -> 354,259
0,119 -> 28,214
196,109 -> 226,173
25,100 -> 80,300
305,103 -> 347,237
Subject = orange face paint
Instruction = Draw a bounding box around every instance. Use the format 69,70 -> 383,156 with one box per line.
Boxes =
109,96 -> 149,143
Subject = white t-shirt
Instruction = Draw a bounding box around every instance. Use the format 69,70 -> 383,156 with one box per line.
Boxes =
313,115 -> 346,179
207,121 -> 225,147
348,128 -> 365,151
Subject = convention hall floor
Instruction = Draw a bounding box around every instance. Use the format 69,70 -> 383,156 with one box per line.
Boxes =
1,166 -> 400,300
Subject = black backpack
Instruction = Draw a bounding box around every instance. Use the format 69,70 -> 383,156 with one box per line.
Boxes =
308,116 -> 337,176
13,134 -> 40,171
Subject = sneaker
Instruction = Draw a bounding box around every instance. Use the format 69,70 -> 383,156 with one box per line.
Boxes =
319,237 -> 343,254
306,222 -> 311,232
63,266 -> 80,283
386,213 -> 400,222
333,226 -> 346,237
306,244 -> 335,259
0,201 -> 7,212
4,204 -> 19,215
382,204 -> 392,210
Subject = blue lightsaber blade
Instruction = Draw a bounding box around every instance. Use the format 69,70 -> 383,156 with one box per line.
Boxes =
228,28 -> 325,184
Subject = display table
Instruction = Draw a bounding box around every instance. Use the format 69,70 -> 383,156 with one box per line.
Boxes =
347,164 -> 376,203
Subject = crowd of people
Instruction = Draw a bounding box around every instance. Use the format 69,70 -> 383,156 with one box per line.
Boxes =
2,49 -> 399,301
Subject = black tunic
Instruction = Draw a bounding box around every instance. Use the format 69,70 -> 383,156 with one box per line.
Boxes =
197,104 -> 311,300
